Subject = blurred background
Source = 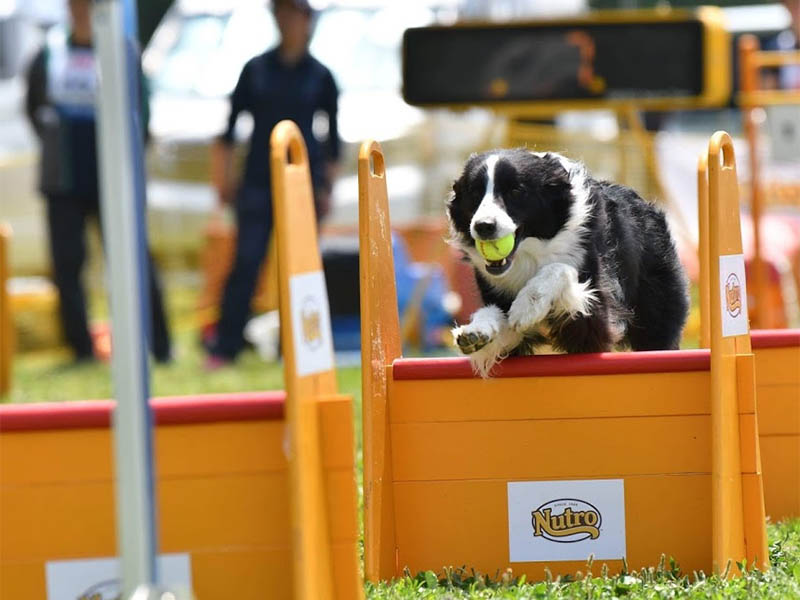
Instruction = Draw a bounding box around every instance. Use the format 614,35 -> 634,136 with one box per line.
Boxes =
1,0 -> 798,399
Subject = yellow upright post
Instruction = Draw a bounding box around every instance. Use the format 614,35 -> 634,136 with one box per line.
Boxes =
738,34 -> 768,330
358,141 -> 402,582
707,131 -> 768,573
271,121 -> 355,600
0,224 -> 11,396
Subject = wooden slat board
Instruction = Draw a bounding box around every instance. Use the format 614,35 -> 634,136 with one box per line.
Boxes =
390,415 -> 712,481
389,371 -> 712,423
755,346 -> 800,386
760,436 -> 800,521
755,345 -> 800,520
392,475 -> 712,578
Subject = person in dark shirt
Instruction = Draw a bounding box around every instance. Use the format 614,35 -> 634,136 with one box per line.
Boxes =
206,0 -> 340,367
25,0 -> 171,364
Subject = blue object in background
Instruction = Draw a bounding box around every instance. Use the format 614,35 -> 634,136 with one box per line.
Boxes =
329,233 -> 452,352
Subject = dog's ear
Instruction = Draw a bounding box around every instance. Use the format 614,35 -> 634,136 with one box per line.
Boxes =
540,154 -> 571,191
449,177 -> 463,203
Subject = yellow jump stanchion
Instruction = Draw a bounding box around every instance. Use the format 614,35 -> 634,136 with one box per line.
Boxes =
737,34 -> 800,328
359,135 -> 767,583
358,142 -> 403,582
706,132 -> 767,572
699,143 -> 800,523
271,120 -> 362,600
0,223 -> 11,397
0,122 -> 361,599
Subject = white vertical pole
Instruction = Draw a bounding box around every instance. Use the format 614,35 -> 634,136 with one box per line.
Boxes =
92,0 -> 158,596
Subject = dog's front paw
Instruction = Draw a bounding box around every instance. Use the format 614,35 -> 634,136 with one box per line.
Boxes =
455,329 -> 491,354
452,306 -> 507,355
508,292 -> 550,333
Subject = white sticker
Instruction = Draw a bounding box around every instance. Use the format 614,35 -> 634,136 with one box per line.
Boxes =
46,553 -> 191,599
719,254 -> 749,338
507,479 -> 626,563
290,270 -> 334,377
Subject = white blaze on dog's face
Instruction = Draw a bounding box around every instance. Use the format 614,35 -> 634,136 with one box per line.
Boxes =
447,149 -> 584,281
468,154 -> 518,242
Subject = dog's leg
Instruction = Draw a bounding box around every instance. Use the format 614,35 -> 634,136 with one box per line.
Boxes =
452,305 -> 523,377
508,263 -> 597,334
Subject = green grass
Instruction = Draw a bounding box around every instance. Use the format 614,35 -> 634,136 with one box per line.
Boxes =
7,331 -> 360,405
4,284 -> 799,599
368,520 -> 800,598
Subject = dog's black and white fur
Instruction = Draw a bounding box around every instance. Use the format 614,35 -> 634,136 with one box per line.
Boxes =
448,148 -> 689,377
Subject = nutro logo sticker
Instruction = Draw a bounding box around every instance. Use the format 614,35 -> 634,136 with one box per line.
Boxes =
532,498 -> 601,542
719,254 -> 749,338
290,270 -> 334,376
507,480 -> 626,562
724,273 -> 742,318
300,296 -> 323,349
46,554 -> 191,600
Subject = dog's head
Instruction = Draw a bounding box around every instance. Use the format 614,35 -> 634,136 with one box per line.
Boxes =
447,149 -> 577,277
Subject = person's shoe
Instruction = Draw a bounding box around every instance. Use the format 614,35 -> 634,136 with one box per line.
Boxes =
204,354 -> 232,371
74,353 -> 97,365
54,353 -> 98,372
154,349 -> 174,365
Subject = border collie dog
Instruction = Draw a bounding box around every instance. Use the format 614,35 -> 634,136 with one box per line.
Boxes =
448,149 -> 688,377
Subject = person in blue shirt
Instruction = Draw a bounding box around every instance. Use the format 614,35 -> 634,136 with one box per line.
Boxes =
25,0 -> 171,364
206,0 -> 340,367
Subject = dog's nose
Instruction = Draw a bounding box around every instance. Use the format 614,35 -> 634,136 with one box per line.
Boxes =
474,220 -> 497,239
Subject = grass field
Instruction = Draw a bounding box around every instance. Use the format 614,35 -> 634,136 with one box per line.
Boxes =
4,287 -> 799,599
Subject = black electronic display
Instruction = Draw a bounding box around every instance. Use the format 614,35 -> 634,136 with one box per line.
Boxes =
402,11 -> 728,110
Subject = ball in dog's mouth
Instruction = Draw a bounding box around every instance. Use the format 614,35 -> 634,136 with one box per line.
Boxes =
479,233 -> 519,276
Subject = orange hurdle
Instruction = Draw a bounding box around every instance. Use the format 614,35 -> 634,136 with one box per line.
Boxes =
698,148 -> 800,522
359,133 -> 767,583
0,121 -> 361,600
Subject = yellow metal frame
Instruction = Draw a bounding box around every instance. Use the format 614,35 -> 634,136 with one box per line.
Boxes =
359,133 -> 766,583
407,6 -> 730,117
0,224 -> 11,396
737,35 -> 800,329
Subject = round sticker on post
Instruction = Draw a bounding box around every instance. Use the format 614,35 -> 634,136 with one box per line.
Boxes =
719,254 -> 749,338
290,270 -> 334,376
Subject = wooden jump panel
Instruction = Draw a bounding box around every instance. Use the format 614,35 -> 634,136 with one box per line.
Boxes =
360,133 -> 768,582
387,369 -> 717,576
0,395 -> 359,599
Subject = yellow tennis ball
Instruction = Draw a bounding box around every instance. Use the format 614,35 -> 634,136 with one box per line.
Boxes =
476,234 -> 515,261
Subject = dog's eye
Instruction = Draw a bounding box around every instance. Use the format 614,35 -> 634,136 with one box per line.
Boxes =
507,187 -> 525,200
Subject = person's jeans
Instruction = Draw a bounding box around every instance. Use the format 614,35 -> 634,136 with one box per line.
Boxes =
210,186 -> 273,359
45,192 -> 172,361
